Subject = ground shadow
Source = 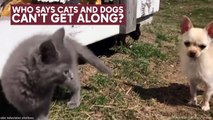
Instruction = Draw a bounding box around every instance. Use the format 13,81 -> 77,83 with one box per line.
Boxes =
87,37 -> 117,57
126,82 -> 203,106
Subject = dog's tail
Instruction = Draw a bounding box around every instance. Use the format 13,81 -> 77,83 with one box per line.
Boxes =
65,37 -> 112,76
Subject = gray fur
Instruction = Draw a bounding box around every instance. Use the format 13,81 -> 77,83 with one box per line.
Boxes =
1,28 -> 112,119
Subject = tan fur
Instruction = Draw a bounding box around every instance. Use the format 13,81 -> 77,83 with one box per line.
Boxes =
180,16 -> 213,111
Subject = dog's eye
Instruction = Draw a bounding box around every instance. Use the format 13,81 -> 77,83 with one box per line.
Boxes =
184,41 -> 191,47
198,44 -> 206,50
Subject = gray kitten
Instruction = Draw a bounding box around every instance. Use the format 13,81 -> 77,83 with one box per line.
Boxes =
1,28 -> 111,120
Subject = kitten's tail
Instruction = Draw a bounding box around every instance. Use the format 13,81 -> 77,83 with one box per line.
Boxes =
65,37 -> 112,76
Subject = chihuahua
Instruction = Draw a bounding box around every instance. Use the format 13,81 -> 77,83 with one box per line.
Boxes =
180,16 -> 213,111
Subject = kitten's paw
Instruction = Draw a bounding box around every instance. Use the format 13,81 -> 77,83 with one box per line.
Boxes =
188,99 -> 198,106
67,101 -> 80,109
201,104 -> 210,111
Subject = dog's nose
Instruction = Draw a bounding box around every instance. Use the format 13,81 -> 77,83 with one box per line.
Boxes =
188,51 -> 196,58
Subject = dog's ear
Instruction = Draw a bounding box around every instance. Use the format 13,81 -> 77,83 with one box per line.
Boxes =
206,21 -> 213,38
181,16 -> 193,34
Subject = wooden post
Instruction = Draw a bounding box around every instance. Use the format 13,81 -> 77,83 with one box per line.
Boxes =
119,0 -> 137,34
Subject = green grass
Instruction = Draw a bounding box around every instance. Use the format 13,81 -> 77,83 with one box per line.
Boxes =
118,42 -> 166,60
49,0 -> 213,119
91,75 -> 112,88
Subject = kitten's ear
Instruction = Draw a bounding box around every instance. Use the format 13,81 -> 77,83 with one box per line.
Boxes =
181,16 -> 193,34
206,21 -> 213,38
39,40 -> 58,64
51,28 -> 65,48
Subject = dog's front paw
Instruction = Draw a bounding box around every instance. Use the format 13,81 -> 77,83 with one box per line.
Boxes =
188,99 -> 198,106
201,104 -> 210,111
67,101 -> 80,109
